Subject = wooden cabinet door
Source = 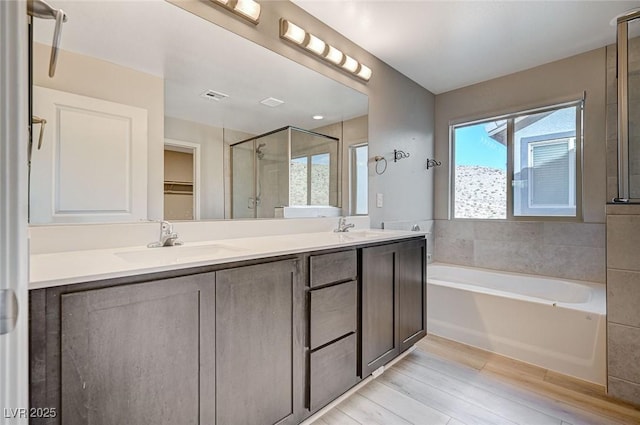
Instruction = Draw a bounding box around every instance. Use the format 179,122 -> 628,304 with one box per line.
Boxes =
60,273 -> 215,425
361,243 -> 399,377
215,259 -> 300,425
398,239 -> 427,352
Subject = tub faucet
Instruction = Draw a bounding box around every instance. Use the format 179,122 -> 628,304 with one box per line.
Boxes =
148,220 -> 183,248
334,217 -> 355,233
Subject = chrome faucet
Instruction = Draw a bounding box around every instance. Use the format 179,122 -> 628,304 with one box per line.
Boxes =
148,220 -> 183,248
334,217 -> 355,233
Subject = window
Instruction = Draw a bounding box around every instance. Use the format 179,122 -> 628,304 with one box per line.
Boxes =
452,120 -> 507,219
290,153 -> 331,205
349,144 -> 368,215
310,153 -> 330,205
451,102 -> 581,219
290,157 -> 308,205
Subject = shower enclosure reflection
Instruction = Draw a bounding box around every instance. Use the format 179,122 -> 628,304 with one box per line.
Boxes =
230,126 -> 339,219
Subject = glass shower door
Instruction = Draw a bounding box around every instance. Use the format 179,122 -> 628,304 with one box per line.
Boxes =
231,140 -> 256,218
255,129 -> 289,218
617,13 -> 640,201
230,126 -> 340,218
628,18 -> 640,199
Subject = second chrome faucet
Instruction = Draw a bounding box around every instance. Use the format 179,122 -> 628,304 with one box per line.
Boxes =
334,217 -> 355,233
148,220 -> 183,248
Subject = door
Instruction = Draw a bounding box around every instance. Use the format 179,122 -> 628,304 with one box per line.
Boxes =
215,260 -> 299,425
256,131 -> 289,219
230,139 -> 256,218
59,274 -> 215,425
30,86 -> 148,223
361,239 -> 427,376
398,239 -> 427,351
0,2 -> 30,424
361,243 -> 400,377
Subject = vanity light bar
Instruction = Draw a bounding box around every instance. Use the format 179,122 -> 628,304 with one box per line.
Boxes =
279,18 -> 372,82
210,0 -> 261,24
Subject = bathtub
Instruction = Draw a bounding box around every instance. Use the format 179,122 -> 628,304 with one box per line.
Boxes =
427,263 -> 606,385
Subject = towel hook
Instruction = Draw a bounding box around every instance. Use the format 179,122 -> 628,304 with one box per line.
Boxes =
28,0 -> 68,77
393,149 -> 410,162
426,158 -> 442,170
32,116 -> 47,150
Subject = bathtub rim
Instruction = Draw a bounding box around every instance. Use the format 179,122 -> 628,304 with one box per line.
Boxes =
428,262 -> 606,316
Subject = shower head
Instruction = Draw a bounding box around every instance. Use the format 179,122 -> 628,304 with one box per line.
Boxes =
256,143 -> 266,160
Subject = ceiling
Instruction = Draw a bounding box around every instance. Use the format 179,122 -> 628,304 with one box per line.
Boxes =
33,0 -> 368,135
293,0 -> 640,94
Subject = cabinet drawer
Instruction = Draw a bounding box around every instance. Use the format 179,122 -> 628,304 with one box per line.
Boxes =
310,333 -> 358,411
309,250 -> 357,287
310,280 -> 357,349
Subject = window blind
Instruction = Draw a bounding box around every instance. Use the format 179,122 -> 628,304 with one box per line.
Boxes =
530,140 -> 570,206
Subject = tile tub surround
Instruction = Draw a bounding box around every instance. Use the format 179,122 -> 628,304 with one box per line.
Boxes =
607,204 -> 640,405
433,220 -> 606,283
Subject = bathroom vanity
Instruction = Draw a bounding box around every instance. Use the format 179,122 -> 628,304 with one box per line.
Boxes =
28,231 -> 426,425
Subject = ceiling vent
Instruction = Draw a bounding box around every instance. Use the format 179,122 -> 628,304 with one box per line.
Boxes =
260,97 -> 285,107
200,90 -> 229,101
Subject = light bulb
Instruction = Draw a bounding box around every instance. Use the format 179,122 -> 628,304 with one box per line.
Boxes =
233,0 -> 261,22
281,20 -> 306,45
356,64 -> 372,81
324,45 -> 344,65
305,34 -> 326,55
342,55 -> 359,73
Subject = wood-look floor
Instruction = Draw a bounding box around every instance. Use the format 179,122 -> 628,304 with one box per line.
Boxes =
312,335 -> 640,425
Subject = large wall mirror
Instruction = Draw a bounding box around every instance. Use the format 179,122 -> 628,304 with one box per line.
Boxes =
30,0 -> 368,224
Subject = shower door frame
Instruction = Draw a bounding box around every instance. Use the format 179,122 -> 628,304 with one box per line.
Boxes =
229,137 -> 258,219
617,10 -> 640,202
229,126 -> 339,218
229,126 -> 292,219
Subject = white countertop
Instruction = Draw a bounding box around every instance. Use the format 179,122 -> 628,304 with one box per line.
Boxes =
30,229 -> 425,289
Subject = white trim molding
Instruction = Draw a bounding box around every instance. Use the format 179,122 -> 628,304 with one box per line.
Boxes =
0,0 -> 30,421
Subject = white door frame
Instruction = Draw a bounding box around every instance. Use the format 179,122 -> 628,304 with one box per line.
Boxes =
165,138 -> 201,220
1,1 -> 30,423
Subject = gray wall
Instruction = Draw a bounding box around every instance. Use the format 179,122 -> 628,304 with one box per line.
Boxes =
433,47 -> 607,280
434,47 -> 606,222
169,0 -> 435,228
165,116 -> 226,220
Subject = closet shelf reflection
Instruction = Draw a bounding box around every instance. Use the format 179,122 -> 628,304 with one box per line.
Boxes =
164,181 -> 193,195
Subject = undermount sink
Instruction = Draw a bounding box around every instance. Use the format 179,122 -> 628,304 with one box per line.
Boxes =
116,244 -> 248,264
349,230 -> 388,237
335,230 -> 389,241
